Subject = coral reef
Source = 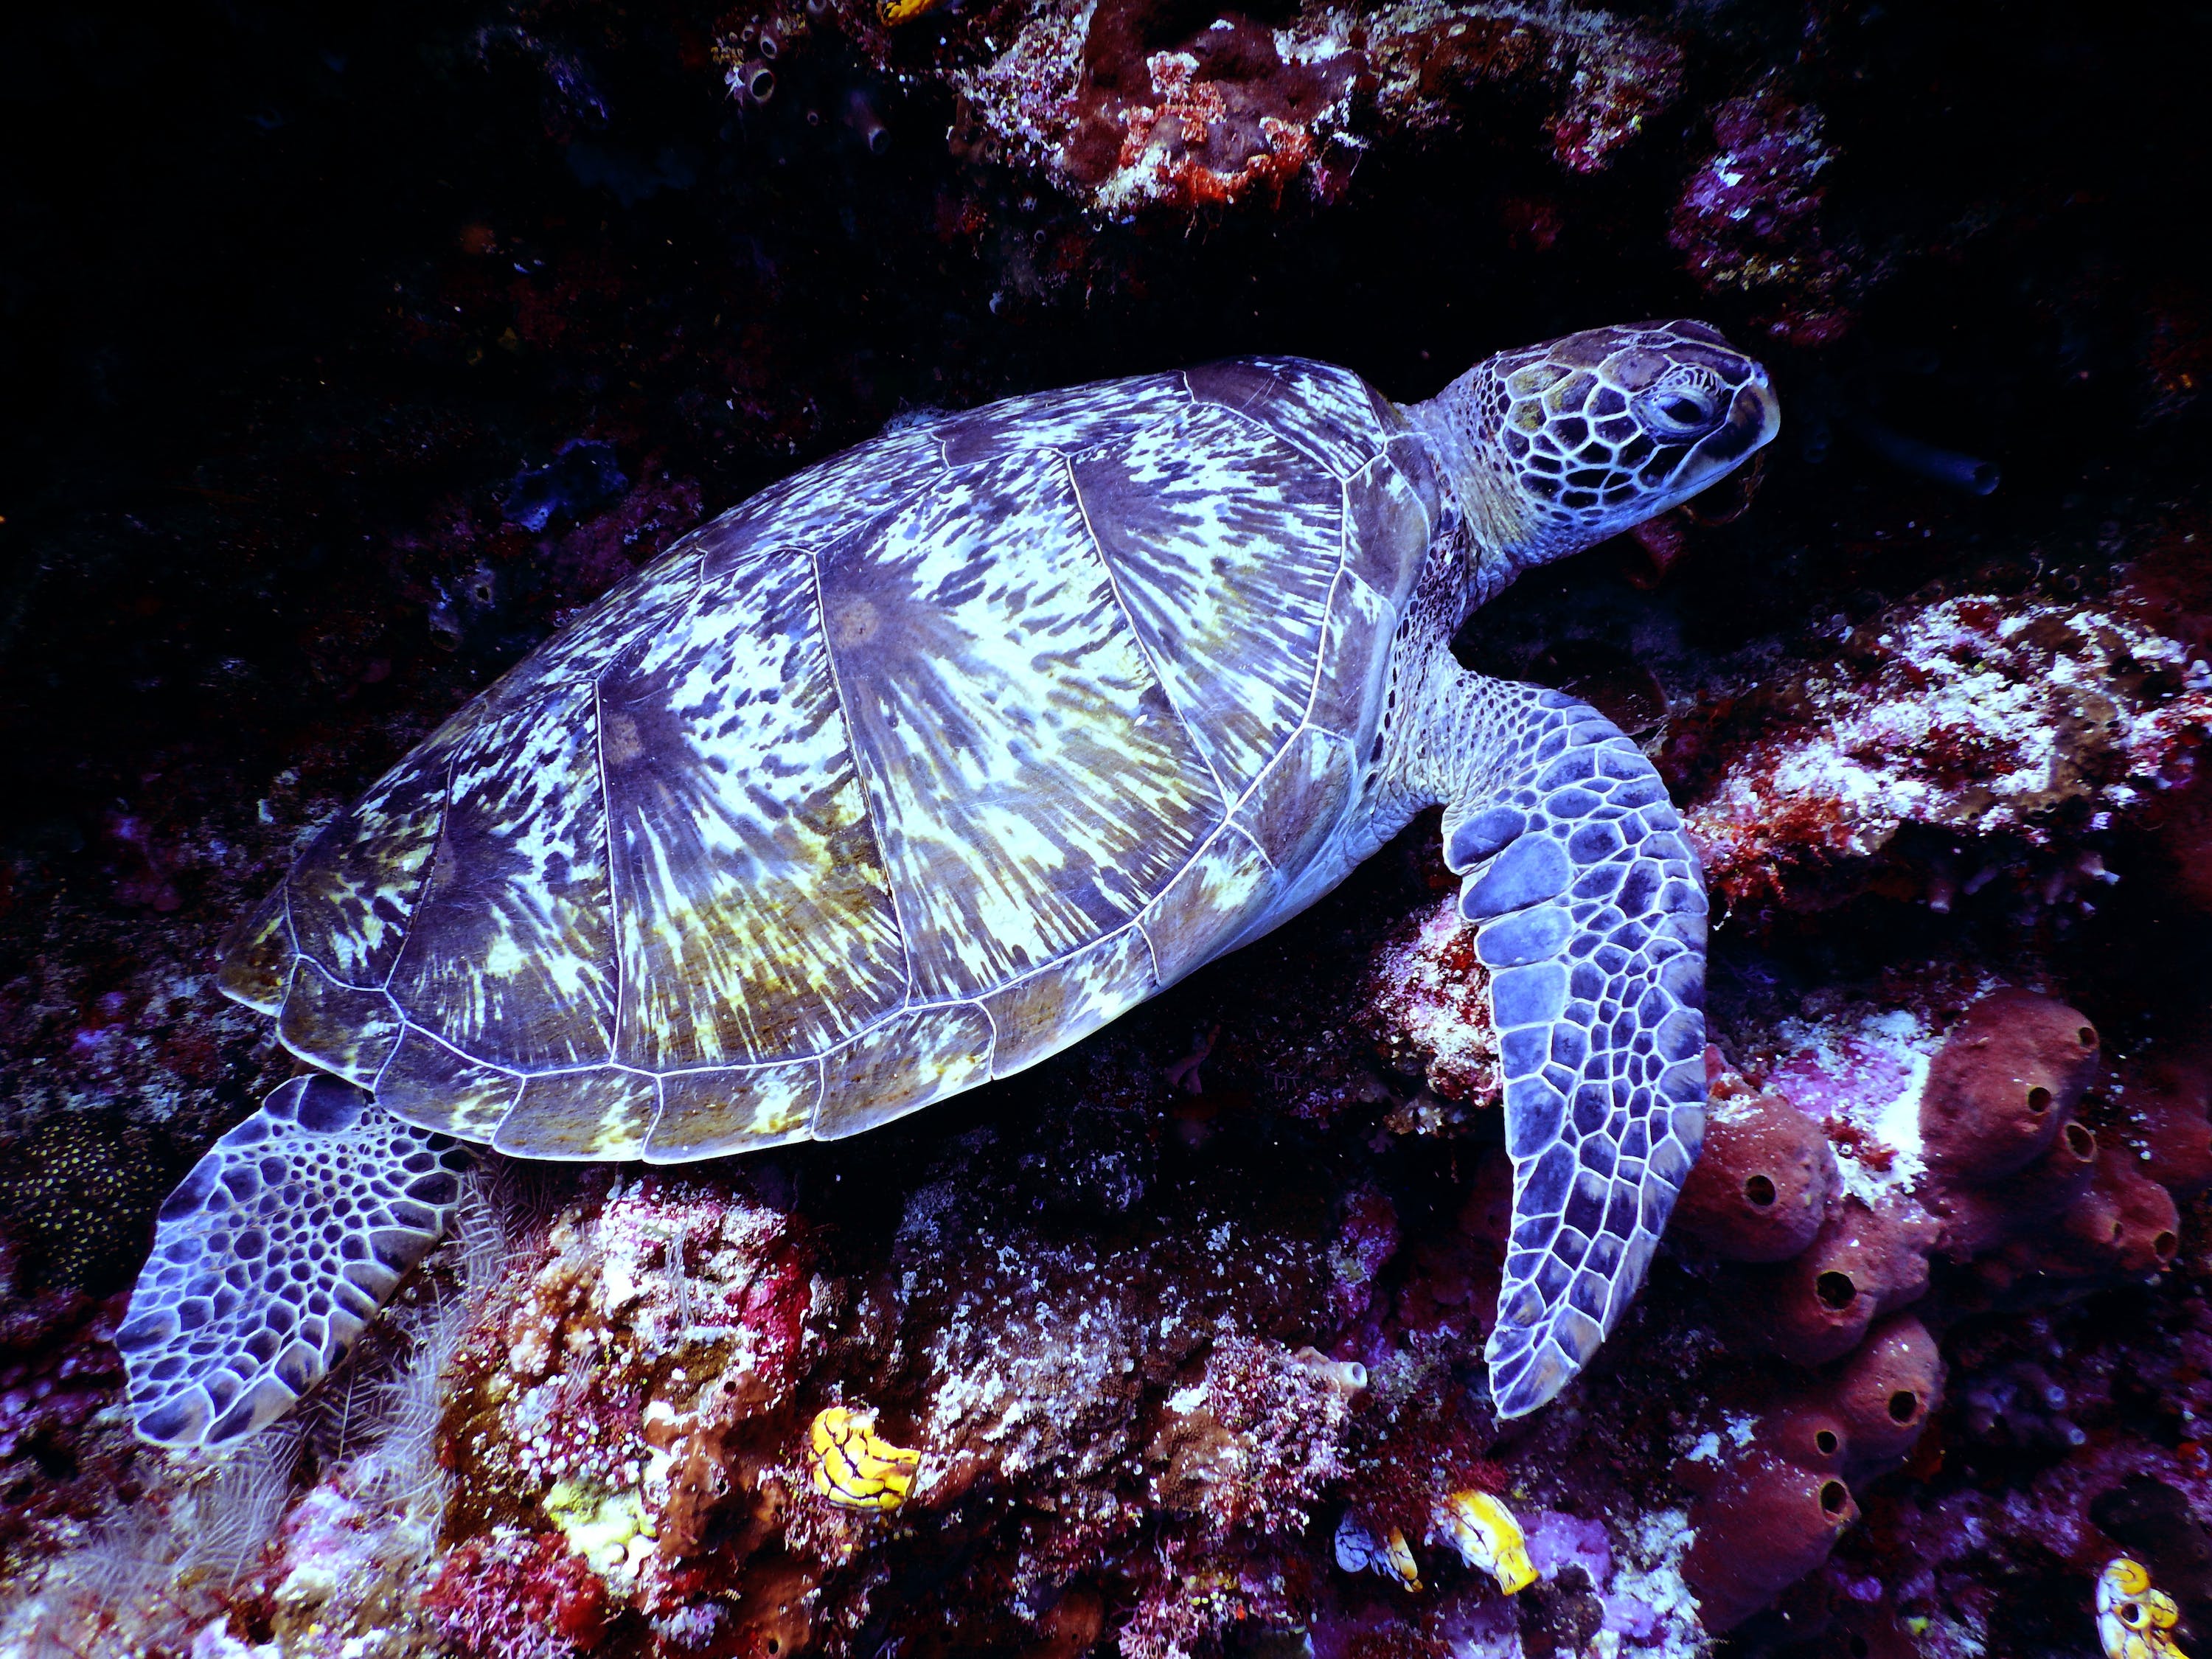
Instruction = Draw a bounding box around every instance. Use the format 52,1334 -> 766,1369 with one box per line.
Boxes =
942,0 -> 1681,218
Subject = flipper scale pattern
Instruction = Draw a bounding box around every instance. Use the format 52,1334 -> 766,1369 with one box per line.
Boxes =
116,1077 -> 467,1447
1442,678 -> 1706,1419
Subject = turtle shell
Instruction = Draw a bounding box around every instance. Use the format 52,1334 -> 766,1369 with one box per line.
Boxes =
218,358 -> 1444,1162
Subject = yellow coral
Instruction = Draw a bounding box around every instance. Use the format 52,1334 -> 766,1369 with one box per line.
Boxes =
876,0 -> 940,23
809,1406 -> 922,1512
543,1480 -> 657,1578
2100,1558 -> 2190,1659
1433,1489 -> 1537,1595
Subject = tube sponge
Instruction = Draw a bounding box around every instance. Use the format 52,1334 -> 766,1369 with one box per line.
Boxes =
1932,1116 -> 2100,1259
1826,1313 -> 1944,1472
1673,1090 -> 1838,1262
2064,1154 -> 2183,1276
1920,990 -> 2101,1182
1683,1450 -> 1859,1632
1740,1198 -> 1934,1366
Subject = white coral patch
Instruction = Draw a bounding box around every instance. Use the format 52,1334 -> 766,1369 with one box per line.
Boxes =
1691,594 -> 2212,872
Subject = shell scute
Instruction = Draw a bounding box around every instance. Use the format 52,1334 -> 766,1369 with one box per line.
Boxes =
647,1061 -> 823,1162
277,962 -> 403,1090
285,743 -> 453,991
1346,452 -> 1436,611
1308,573 -> 1398,748
815,1002 -> 995,1139
697,424 -> 947,569
375,1027 -> 520,1140
1141,826 -> 1279,987
1234,726 -> 1357,874
1184,356 -> 1387,480
936,373 -> 1184,466
1068,404 -> 1346,799
821,446 -> 1219,1000
981,924 -> 1158,1079
386,678 -> 617,1071
218,883 -> 293,1015
490,552 -> 709,710
494,1066 -> 658,1160
599,549 -> 908,1071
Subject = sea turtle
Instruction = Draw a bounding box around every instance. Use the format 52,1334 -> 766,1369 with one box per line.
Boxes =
119,321 -> 1778,1448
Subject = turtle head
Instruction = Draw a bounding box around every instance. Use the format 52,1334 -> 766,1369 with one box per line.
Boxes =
1424,320 -> 1779,580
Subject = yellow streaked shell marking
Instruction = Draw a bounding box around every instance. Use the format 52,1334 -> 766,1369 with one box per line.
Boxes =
1184,356 -> 1385,481
1068,403 -> 1346,799
1432,1489 -> 1537,1595
601,549 -> 905,1069
216,883 -> 293,1015
821,448 -> 1217,999
2100,1558 -> 2189,1659
373,1026 -> 521,1141
1307,571 -> 1398,747
494,1066 -> 659,1160
1233,725 -> 1356,874
278,961 -> 403,1090
980,924 -> 1157,1079
815,1002 -> 995,1140
1139,826 -> 1279,987
282,740 -> 454,991
388,678 -> 616,1069
1345,447 -> 1437,610
646,1060 -> 823,1162
808,1407 -> 921,1512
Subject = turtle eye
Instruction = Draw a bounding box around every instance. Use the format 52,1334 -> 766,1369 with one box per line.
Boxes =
1635,379 -> 1723,440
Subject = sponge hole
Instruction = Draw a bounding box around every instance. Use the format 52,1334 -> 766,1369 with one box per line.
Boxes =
1818,1479 -> 1850,1517
2026,1085 -> 2052,1115
1815,1270 -> 1857,1311
1744,1174 -> 1777,1208
1887,1388 -> 1919,1424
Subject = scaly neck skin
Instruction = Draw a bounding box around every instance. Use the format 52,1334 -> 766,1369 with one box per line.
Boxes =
1370,372 -> 1565,818
1405,365 -> 1559,601
1375,624 -> 1489,817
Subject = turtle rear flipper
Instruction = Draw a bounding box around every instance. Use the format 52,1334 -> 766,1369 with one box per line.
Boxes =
1433,673 -> 1708,1419
117,1076 -> 467,1447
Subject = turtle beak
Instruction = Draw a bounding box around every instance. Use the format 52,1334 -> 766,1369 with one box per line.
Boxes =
1703,375 -> 1782,469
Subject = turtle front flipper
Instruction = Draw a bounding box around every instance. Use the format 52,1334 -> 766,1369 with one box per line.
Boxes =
117,1075 -> 467,1447
1436,674 -> 1707,1418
